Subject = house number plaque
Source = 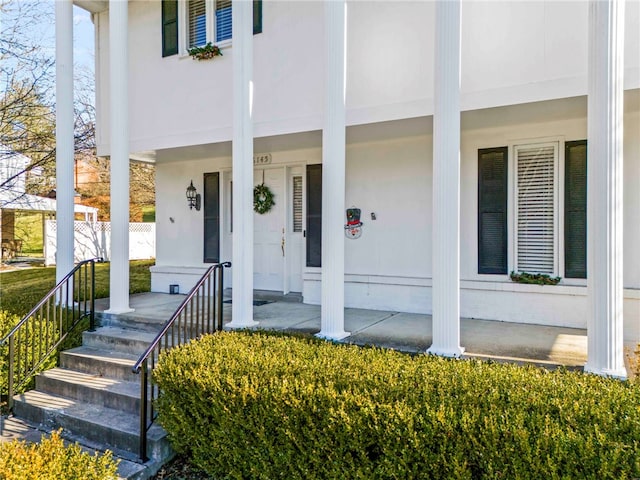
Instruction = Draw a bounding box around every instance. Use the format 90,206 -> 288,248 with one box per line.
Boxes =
254,154 -> 272,166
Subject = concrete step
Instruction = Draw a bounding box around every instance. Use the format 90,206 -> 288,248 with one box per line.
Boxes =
35,368 -> 141,415
84,326 -> 204,356
60,346 -> 140,382
0,416 -> 153,480
83,327 -> 159,356
13,390 -> 171,463
97,311 -> 168,333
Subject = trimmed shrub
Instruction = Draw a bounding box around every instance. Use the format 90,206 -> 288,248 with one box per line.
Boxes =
0,430 -> 119,480
0,310 -> 57,402
154,332 -> 640,480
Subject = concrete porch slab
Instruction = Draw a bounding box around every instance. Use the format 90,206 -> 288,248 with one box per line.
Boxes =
94,292 -> 591,368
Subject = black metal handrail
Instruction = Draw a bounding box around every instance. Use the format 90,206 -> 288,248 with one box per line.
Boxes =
0,258 -> 100,413
132,261 -> 231,462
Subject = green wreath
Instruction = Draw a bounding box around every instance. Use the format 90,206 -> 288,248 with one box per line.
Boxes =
254,183 -> 275,214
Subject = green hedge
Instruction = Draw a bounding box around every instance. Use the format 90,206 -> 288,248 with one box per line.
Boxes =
0,311 -> 57,402
154,332 -> 640,480
0,430 -> 118,480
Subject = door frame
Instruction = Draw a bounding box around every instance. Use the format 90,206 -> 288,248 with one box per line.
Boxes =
221,163 -> 307,294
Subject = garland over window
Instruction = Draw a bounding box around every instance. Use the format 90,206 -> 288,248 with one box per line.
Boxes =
254,184 -> 275,214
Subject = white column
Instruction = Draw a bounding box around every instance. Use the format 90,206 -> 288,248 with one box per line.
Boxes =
228,0 -> 257,328
318,0 -> 349,341
585,0 -> 626,378
105,0 -> 132,314
55,0 -> 75,283
428,0 -> 464,357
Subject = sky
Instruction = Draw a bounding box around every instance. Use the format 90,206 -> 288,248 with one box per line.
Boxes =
71,5 -> 95,73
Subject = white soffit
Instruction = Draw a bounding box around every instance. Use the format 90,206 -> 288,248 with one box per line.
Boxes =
73,0 -> 108,14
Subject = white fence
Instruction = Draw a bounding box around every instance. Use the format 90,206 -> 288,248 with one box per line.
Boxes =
44,221 -> 155,266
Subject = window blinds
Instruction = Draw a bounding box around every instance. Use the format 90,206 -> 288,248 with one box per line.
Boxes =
293,176 -> 303,233
216,0 -> 232,42
188,0 -> 207,48
516,145 -> 556,274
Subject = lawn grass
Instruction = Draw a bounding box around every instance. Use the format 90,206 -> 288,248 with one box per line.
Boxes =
0,260 -> 154,317
141,204 -> 155,222
13,212 -> 44,256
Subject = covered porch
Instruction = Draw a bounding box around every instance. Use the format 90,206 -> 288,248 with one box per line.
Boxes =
94,291 -> 594,369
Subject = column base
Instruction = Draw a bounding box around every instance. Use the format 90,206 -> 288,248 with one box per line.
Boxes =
427,345 -> 465,358
226,320 -> 259,329
584,363 -> 627,380
104,307 -> 134,315
316,330 -> 350,341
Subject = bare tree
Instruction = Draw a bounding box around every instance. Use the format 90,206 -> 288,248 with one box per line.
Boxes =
1,0 -> 155,222
0,0 -> 55,195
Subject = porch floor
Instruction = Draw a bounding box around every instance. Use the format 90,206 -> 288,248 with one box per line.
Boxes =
95,291 -> 590,368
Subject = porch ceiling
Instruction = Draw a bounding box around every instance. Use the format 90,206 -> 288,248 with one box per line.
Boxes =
73,0 -> 108,14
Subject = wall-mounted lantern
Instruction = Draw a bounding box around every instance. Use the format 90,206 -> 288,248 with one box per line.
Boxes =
186,180 -> 201,211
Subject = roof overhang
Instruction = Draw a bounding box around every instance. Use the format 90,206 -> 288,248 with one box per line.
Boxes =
73,0 -> 109,14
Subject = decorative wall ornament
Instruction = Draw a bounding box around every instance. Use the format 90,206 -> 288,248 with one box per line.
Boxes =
344,207 -> 363,239
254,183 -> 275,214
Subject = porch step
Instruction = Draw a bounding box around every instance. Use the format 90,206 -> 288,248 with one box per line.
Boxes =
83,327 -> 159,356
60,346 -> 139,382
11,318 -> 175,479
97,311 -> 168,333
35,368 -> 141,414
13,390 -> 170,463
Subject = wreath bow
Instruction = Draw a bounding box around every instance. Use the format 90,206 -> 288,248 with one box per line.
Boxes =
254,184 -> 275,214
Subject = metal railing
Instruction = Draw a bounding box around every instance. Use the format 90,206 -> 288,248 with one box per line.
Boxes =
132,261 -> 231,462
0,258 -> 100,412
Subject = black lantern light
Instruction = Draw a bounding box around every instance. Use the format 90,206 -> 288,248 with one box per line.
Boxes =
186,180 -> 201,211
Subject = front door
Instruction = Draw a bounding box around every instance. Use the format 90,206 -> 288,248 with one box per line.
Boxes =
254,168 -> 285,291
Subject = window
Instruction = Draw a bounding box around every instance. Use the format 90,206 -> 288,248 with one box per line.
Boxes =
514,143 -> 558,275
477,140 -> 587,279
161,1 -> 263,57
292,176 -> 303,233
188,0 -> 207,48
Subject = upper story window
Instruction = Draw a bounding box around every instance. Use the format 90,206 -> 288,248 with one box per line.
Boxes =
187,0 -> 207,48
187,0 -> 232,49
161,0 -> 262,57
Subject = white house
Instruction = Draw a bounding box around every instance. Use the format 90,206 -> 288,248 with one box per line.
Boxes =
62,0 -> 639,377
0,146 -> 98,258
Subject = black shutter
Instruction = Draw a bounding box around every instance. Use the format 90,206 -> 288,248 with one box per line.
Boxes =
478,147 -> 508,274
306,164 -> 322,267
162,0 -> 179,57
253,0 -> 263,34
565,140 -> 587,278
204,173 -> 220,263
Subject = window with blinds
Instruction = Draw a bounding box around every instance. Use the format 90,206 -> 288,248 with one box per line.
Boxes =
188,0 -> 207,48
292,176 -> 303,232
515,144 -> 557,275
216,0 -> 232,42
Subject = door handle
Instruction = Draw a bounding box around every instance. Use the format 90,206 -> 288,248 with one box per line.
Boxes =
281,228 -> 285,257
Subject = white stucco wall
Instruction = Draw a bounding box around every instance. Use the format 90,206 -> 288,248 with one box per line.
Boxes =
94,0 -> 640,156
150,97 -> 639,341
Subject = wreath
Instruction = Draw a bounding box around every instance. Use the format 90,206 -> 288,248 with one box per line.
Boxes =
254,183 -> 275,214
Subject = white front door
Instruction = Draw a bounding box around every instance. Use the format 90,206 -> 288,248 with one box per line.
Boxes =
254,168 -> 285,291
